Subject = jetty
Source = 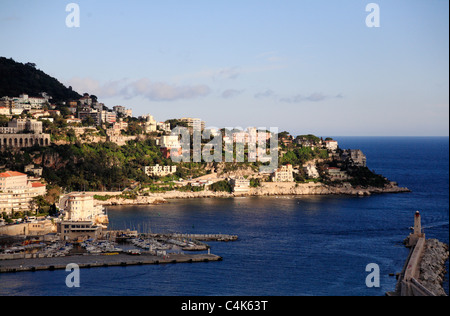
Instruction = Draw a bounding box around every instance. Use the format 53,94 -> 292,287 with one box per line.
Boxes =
163,233 -> 238,242
387,211 -> 449,296
0,252 -> 222,273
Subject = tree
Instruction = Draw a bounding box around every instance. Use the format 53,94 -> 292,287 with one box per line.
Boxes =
82,116 -> 95,126
209,180 -> 232,193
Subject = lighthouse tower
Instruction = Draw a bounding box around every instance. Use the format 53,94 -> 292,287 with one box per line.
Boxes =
413,211 -> 422,235
407,211 -> 425,247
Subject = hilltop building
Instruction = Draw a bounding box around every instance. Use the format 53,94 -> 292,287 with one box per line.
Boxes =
158,135 -> 182,158
0,93 -> 51,111
157,121 -> 171,133
180,117 -> 205,133
325,140 -> 338,151
0,118 -> 50,149
349,149 -> 367,167
141,114 -> 157,133
113,105 -> 132,118
0,118 -> 43,134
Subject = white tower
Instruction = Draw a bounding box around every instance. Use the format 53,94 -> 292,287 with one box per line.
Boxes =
413,211 -> 422,235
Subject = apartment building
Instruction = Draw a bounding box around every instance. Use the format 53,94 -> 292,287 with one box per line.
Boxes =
272,164 -> 294,182
0,171 -> 47,215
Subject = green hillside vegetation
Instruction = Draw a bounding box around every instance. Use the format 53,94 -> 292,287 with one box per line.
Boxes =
279,147 -> 328,166
0,139 -> 167,192
0,57 -> 81,102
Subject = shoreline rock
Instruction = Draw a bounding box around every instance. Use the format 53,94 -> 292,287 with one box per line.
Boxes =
419,239 -> 449,296
96,182 -> 410,206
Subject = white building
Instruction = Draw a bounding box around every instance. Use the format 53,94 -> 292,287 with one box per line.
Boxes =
113,105 -> 132,118
272,164 -> 294,182
58,192 -> 109,241
100,110 -> 117,124
303,162 -> 319,179
144,164 -> 177,177
24,164 -> 43,177
0,118 -> 43,134
157,121 -> 171,133
60,193 -> 107,223
303,163 -> 320,179
325,140 -> 338,151
158,135 -> 180,148
0,171 -> 47,215
12,94 -> 49,109
112,118 -> 128,131
180,117 -> 205,132
141,114 -> 157,133
230,177 -> 250,192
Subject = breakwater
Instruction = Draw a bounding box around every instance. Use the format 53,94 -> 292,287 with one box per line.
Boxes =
0,252 -> 222,273
387,212 -> 449,296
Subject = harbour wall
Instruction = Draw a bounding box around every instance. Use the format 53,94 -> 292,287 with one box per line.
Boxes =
0,253 -> 223,273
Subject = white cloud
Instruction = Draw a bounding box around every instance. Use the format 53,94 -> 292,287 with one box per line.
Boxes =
221,89 -> 244,99
280,93 -> 343,103
65,77 -> 211,101
254,89 -> 276,99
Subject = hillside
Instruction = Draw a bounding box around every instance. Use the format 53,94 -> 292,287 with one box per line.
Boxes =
0,57 -> 81,102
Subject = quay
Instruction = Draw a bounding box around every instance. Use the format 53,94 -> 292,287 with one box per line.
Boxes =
0,252 -> 222,273
159,233 -> 238,242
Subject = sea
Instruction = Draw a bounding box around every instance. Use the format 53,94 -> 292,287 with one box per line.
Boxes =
0,137 -> 448,297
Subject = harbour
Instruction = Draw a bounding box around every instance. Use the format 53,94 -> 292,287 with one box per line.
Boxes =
0,137 -> 447,296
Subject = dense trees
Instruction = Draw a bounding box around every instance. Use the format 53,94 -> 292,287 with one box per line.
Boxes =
15,139 -> 167,192
0,57 -> 81,102
279,147 -> 328,166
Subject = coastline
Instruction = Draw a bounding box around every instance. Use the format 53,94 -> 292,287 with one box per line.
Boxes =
94,182 -> 411,206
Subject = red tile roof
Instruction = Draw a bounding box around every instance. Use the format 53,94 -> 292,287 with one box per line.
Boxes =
31,182 -> 46,187
0,171 -> 27,178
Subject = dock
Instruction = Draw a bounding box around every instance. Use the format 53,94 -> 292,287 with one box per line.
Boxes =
0,252 -> 222,273
162,233 -> 238,242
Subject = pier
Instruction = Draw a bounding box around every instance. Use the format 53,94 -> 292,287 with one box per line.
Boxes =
0,252 -> 222,273
159,233 -> 238,242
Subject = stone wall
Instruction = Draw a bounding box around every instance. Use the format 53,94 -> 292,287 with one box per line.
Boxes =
419,239 -> 449,296
0,133 -> 50,148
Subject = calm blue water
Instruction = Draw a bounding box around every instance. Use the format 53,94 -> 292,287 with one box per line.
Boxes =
0,137 -> 448,296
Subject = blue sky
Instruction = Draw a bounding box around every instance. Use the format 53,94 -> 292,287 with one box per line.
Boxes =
0,0 -> 448,136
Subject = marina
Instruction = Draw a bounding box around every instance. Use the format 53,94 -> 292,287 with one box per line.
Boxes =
0,232 -> 237,273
